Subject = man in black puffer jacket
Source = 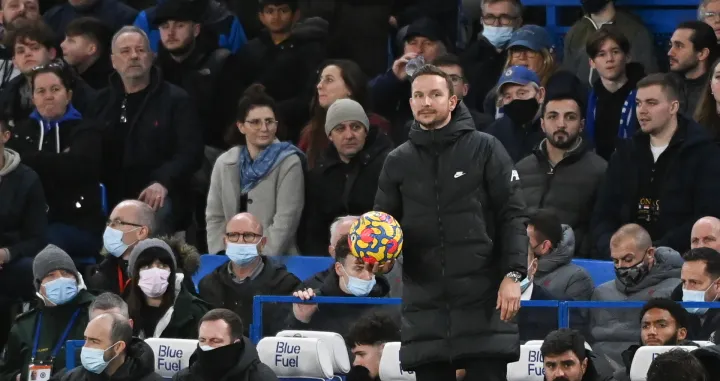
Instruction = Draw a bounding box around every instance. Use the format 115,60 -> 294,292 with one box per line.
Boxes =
373,65 -> 528,381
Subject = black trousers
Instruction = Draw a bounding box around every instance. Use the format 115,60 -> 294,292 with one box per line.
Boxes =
414,358 -> 507,381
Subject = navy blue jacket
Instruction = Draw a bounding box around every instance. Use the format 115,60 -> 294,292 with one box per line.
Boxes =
44,0 -> 137,40
485,116 -> 544,163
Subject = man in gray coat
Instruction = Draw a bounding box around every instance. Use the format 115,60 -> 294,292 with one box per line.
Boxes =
590,224 -> 683,370
527,210 -> 595,301
516,92 -> 607,258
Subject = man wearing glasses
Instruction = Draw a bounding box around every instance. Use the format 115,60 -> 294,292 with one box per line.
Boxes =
433,53 -> 493,131
198,212 -> 300,336
700,0 -> 720,41
461,0 -> 522,113
88,200 -> 154,295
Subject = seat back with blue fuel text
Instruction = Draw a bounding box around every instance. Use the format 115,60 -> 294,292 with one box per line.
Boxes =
379,342 -> 415,381
257,336 -> 334,380
630,346 -> 697,381
276,330 -> 351,374
145,338 -> 198,378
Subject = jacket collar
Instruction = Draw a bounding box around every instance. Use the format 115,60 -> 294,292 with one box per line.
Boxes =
108,65 -> 162,96
317,127 -> 392,171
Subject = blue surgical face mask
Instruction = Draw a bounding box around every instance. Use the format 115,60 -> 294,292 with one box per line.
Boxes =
342,266 -> 376,296
482,25 -> 514,49
683,277 -> 719,315
81,343 -> 119,374
520,277 -> 532,293
103,226 -> 138,257
43,277 -> 78,305
226,242 -> 260,266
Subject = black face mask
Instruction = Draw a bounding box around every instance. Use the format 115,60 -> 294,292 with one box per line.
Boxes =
196,341 -> 245,378
615,255 -> 650,287
504,98 -> 540,126
347,365 -> 379,381
581,0 -> 610,14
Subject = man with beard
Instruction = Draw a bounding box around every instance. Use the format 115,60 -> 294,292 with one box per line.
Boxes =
374,64 -> 528,381
668,21 -> 718,114
591,73 -> 720,258
486,65 -> 545,163
0,0 -> 40,89
516,93 -> 606,257
541,329 -> 610,381
612,298 -> 694,381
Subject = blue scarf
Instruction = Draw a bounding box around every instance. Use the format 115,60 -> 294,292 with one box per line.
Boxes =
238,142 -> 304,194
585,88 -> 637,144
30,104 -> 83,130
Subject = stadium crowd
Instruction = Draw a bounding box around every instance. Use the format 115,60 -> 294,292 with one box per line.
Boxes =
0,0 -> 719,379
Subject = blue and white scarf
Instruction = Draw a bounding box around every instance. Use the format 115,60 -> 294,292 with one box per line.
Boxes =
238,142 -> 304,194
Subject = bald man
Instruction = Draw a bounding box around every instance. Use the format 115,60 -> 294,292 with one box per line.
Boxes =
58,313 -> 161,381
88,200 -> 155,294
690,217 -> 720,251
590,223 -> 684,367
198,212 -> 300,336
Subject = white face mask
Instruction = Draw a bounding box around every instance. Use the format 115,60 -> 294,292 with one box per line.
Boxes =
682,277 -> 720,315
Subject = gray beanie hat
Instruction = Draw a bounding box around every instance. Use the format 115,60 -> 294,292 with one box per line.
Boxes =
33,244 -> 79,290
324,98 -> 370,136
128,238 -> 176,273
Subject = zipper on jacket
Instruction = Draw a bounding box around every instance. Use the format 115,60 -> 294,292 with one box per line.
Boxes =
538,165 -> 556,207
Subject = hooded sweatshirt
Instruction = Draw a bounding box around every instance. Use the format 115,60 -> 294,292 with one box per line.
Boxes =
590,247 -> 683,369
0,148 -> 47,260
534,225 -> 595,301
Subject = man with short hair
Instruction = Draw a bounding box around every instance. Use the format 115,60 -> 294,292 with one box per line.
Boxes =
89,292 -> 130,320
613,298 -> 693,381
461,0 -> 522,113
290,234 -> 391,337
591,73 -> 720,258
690,216 -> 720,251
585,26 -> 646,160
43,0 -> 136,41
199,213 -> 300,337
154,0 -> 240,151
563,0 -> 657,86
526,209 -> 594,301
173,308 -> 277,381
0,0 -> 40,89
374,64 -> 528,380
699,0 -> 720,40
371,18 -> 449,143
517,93 -> 607,257
304,99 -> 393,255
541,329 -> 607,381
328,216 -> 359,258
591,223 -> 683,367
58,312 -> 161,381
60,17 -> 113,90
669,21 -> 718,113
485,65 -> 545,162
0,20 -> 96,126
345,311 -> 400,381
88,200 -> 154,295
669,247 -> 720,340
433,53 -> 493,130
646,349 -> 708,381
86,26 -> 203,237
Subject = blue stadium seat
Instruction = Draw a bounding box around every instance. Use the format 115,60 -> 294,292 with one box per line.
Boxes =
273,256 -> 334,281
571,259 -> 615,286
192,255 -> 229,288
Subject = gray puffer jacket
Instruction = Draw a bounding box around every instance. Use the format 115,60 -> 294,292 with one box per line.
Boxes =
534,225 -> 594,301
590,247 -> 683,370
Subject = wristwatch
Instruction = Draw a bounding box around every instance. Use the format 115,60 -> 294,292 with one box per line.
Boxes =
505,271 -> 523,283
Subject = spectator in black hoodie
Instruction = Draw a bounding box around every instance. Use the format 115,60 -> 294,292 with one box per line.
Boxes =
60,17 -> 113,90
0,114 -> 46,349
6,62 -> 103,259
288,234 -> 392,338
591,73 -> 720,259
585,26 -> 645,160
0,20 -> 96,126
198,212 -> 300,337
237,0 -> 328,143
668,21 -> 718,114
0,0 -> 41,89
43,0 -> 136,42
86,26 -> 203,236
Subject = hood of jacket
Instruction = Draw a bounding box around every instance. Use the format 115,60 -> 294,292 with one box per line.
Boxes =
289,16 -> 329,43
159,235 -> 200,276
614,246 -> 683,294
0,148 -> 20,176
318,126 -> 393,171
110,337 -> 157,381
536,224 -> 576,277
30,103 -> 83,126
202,0 -> 233,25
533,137 -> 589,166
628,113 -> 714,153
408,102 -> 476,148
